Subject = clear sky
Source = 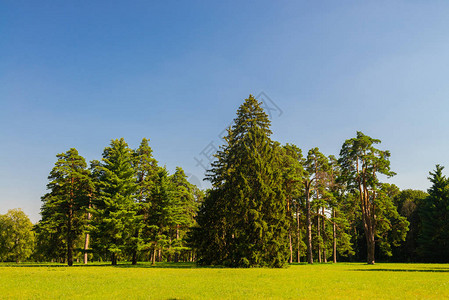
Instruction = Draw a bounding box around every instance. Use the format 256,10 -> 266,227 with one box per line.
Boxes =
2,1 -> 449,222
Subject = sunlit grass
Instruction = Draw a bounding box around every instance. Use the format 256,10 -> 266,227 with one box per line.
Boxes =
1,262 -> 448,299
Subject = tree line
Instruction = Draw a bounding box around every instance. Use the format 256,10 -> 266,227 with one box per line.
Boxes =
33,138 -> 203,265
1,95 -> 449,266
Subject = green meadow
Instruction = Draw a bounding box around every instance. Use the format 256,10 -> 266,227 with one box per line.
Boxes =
0,263 -> 448,299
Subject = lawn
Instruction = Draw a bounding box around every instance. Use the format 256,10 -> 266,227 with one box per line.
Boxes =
0,262 -> 448,299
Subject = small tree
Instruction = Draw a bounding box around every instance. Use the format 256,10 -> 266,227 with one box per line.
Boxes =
0,209 -> 35,263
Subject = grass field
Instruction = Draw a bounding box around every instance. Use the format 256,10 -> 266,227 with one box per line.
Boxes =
0,262 -> 448,299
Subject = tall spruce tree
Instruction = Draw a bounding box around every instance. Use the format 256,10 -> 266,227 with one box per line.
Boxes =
38,148 -> 92,266
91,138 -> 139,265
131,138 -> 158,264
418,165 -> 449,262
197,94 -> 288,267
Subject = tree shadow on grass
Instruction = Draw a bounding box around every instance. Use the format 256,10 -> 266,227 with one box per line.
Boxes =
352,268 -> 449,273
0,262 -> 225,269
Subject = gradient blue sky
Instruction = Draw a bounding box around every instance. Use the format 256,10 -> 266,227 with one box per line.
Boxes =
2,1 -> 449,222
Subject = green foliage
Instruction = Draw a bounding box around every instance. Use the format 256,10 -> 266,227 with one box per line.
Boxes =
0,209 -> 34,262
196,95 -> 288,267
35,148 -> 92,265
338,131 -> 406,264
91,138 -> 139,264
418,165 -> 449,262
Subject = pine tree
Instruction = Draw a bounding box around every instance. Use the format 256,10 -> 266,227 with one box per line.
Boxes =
197,94 -> 288,267
279,144 -> 304,263
338,131 -> 403,264
91,138 -> 139,265
38,148 -> 92,266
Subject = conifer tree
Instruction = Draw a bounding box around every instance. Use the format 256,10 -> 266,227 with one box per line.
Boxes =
338,131 -> 404,264
91,138 -> 139,265
418,165 -> 449,262
279,144 -> 304,263
169,167 -> 198,261
197,94 -> 288,267
131,138 -> 158,264
38,148 -> 92,266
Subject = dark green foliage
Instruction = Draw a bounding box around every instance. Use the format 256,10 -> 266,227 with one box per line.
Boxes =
391,189 -> 428,262
418,165 -> 449,262
196,95 -> 288,267
90,138 -> 139,265
338,132 -> 406,264
36,148 -> 92,265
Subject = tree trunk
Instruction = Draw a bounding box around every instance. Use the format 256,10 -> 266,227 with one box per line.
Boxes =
322,206 -> 327,263
296,204 -> 301,263
366,227 -> 375,265
152,249 -> 156,265
306,184 -> 313,264
111,252 -> 117,265
175,225 -> 180,263
333,209 -> 337,263
289,231 -> 293,263
83,202 -> 91,264
67,212 -> 73,266
132,251 -> 137,265
317,207 -> 321,263
83,232 -> 89,264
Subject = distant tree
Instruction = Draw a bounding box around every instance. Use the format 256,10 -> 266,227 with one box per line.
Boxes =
338,131 -> 401,264
37,148 -> 92,266
418,165 -> 449,262
0,209 -> 35,263
197,95 -> 288,267
91,138 -> 139,265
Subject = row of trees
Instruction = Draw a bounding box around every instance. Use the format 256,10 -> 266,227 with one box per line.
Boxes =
1,95 -> 449,266
190,95 -> 447,267
33,138 -> 202,265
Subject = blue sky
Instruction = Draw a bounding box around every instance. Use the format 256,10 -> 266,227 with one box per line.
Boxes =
2,1 -> 449,222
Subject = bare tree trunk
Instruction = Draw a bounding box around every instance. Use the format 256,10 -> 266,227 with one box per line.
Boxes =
151,249 -> 156,265
175,225 -> 180,263
111,252 -> 117,265
306,184 -> 313,264
322,206 -> 327,263
296,204 -> 301,263
317,207 -> 322,263
333,209 -> 337,263
83,201 -> 91,264
67,216 -> 73,266
289,231 -> 293,263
